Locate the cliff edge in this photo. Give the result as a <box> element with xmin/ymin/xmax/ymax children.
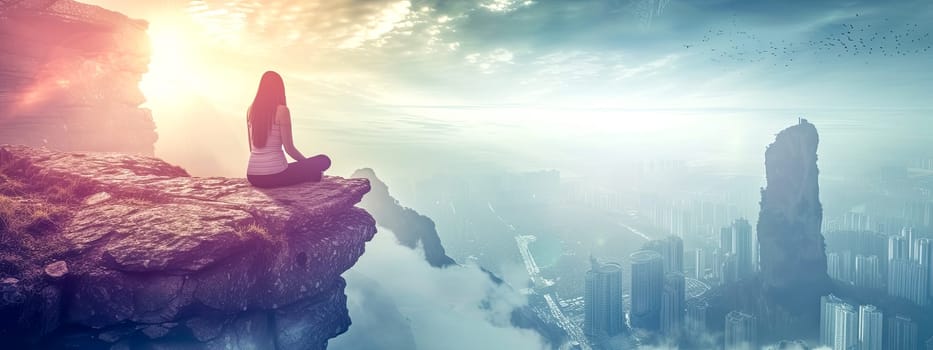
<box><xmin>0</xmin><ymin>144</ymin><xmax>376</xmax><ymax>349</ymax></box>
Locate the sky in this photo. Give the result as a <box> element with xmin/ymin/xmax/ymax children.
<box><xmin>80</xmin><ymin>0</ymin><xmax>933</xmax><ymax>183</ymax></box>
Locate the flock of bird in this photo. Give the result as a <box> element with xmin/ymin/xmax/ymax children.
<box><xmin>682</xmin><ymin>14</ymin><xmax>933</xmax><ymax>67</ymax></box>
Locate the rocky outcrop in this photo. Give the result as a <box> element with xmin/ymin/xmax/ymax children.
<box><xmin>0</xmin><ymin>145</ymin><xmax>376</xmax><ymax>349</ymax></box>
<box><xmin>350</xmin><ymin>168</ymin><xmax>566</xmax><ymax>346</ymax></box>
<box><xmin>756</xmin><ymin>118</ymin><xmax>830</xmax><ymax>340</ymax></box>
<box><xmin>351</xmin><ymin>168</ymin><xmax>456</xmax><ymax>268</ymax></box>
<box><xmin>0</xmin><ymin>0</ymin><xmax>157</xmax><ymax>154</ymax></box>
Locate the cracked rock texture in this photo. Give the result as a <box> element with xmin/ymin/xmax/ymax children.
<box><xmin>0</xmin><ymin>0</ymin><xmax>157</xmax><ymax>154</ymax></box>
<box><xmin>0</xmin><ymin>144</ymin><xmax>376</xmax><ymax>349</ymax></box>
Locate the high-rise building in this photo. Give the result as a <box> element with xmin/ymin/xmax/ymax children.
<box><xmin>660</xmin><ymin>272</ymin><xmax>685</xmax><ymax>338</ymax></box>
<box><xmin>888</xmin><ymin>258</ymin><xmax>929</xmax><ymax>306</ymax></box>
<box><xmin>890</xmin><ymin>235</ymin><xmax>909</xmax><ymax>261</ymax></box>
<box><xmin>843</xmin><ymin>211</ymin><xmax>872</xmax><ymax>231</ymax></box>
<box><xmin>903</xmin><ymin>227</ymin><xmax>916</xmax><ymax>258</ymax></box>
<box><xmin>630</xmin><ymin>250</ymin><xmax>663</xmax><ymax>331</ymax></box>
<box><xmin>663</xmin><ymin>236</ymin><xmax>684</xmax><ymax>273</ymax></box>
<box><xmin>828</xmin><ymin>252</ymin><xmax>842</xmax><ymax>282</ymax></box>
<box><xmin>858</xmin><ymin>304</ymin><xmax>883</xmax><ymax>350</ymax></box>
<box><xmin>854</xmin><ymin>254</ymin><xmax>882</xmax><ymax>290</ymax></box>
<box><xmin>685</xmin><ymin>298</ymin><xmax>708</xmax><ymax>335</ymax></box>
<box><xmin>695</xmin><ymin>248</ymin><xmax>706</xmax><ymax>280</ymax></box>
<box><xmin>732</xmin><ymin>218</ymin><xmax>754</xmax><ymax>278</ymax></box>
<box><xmin>885</xmin><ymin>315</ymin><xmax>917</xmax><ymax>350</ymax></box>
<box><xmin>833</xmin><ymin>303</ymin><xmax>857</xmax><ymax>350</ymax></box>
<box><xmin>915</xmin><ymin>238</ymin><xmax>932</xmax><ymax>299</ymax></box>
<box><xmin>584</xmin><ymin>257</ymin><xmax>624</xmax><ymax>337</ymax></box>
<box><xmin>724</xmin><ymin>311</ymin><xmax>757</xmax><ymax>350</ymax></box>
<box><xmin>721</xmin><ymin>226</ymin><xmax>733</xmax><ymax>255</ymax></box>
<box><xmin>721</xmin><ymin>253</ymin><xmax>738</xmax><ymax>285</ymax></box>
<box><xmin>821</xmin><ymin>294</ymin><xmax>844</xmax><ymax>347</ymax></box>
<box><xmin>925</xmin><ymin>335</ymin><xmax>933</xmax><ymax>350</ymax></box>
<box><xmin>711</xmin><ymin>247</ymin><xmax>722</xmax><ymax>282</ymax></box>
<box><xmin>840</xmin><ymin>251</ymin><xmax>854</xmax><ymax>283</ymax></box>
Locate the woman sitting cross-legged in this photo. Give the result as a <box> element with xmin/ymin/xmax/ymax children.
<box><xmin>246</xmin><ymin>71</ymin><xmax>331</xmax><ymax>188</ymax></box>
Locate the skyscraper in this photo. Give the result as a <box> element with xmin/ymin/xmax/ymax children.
<box><xmin>663</xmin><ymin>235</ymin><xmax>684</xmax><ymax>273</ymax></box>
<box><xmin>904</xmin><ymin>227</ymin><xmax>916</xmax><ymax>258</ymax></box>
<box><xmin>858</xmin><ymin>304</ymin><xmax>883</xmax><ymax>350</ymax></box>
<box><xmin>721</xmin><ymin>226</ymin><xmax>733</xmax><ymax>255</ymax></box>
<box><xmin>685</xmin><ymin>298</ymin><xmax>708</xmax><ymax>335</ymax></box>
<box><xmin>833</xmin><ymin>303</ymin><xmax>857</xmax><ymax>350</ymax></box>
<box><xmin>854</xmin><ymin>254</ymin><xmax>882</xmax><ymax>290</ymax></box>
<box><xmin>885</xmin><ymin>315</ymin><xmax>917</xmax><ymax>350</ymax></box>
<box><xmin>821</xmin><ymin>294</ymin><xmax>844</xmax><ymax>347</ymax></box>
<box><xmin>724</xmin><ymin>311</ymin><xmax>757</xmax><ymax>350</ymax></box>
<box><xmin>888</xmin><ymin>258</ymin><xmax>929</xmax><ymax>306</ymax></box>
<box><xmin>584</xmin><ymin>257</ymin><xmax>624</xmax><ymax>337</ymax></box>
<box><xmin>721</xmin><ymin>253</ymin><xmax>738</xmax><ymax>284</ymax></box>
<box><xmin>828</xmin><ymin>252</ymin><xmax>842</xmax><ymax>282</ymax></box>
<box><xmin>890</xmin><ymin>235</ymin><xmax>909</xmax><ymax>261</ymax></box>
<box><xmin>915</xmin><ymin>238</ymin><xmax>932</xmax><ymax>299</ymax></box>
<box><xmin>660</xmin><ymin>272</ymin><xmax>685</xmax><ymax>338</ymax></box>
<box><xmin>695</xmin><ymin>248</ymin><xmax>706</xmax><ymax>280</ymax></box>
<box><xmin>630</xmin><ymin>250</ymin><xmax>663</xmax><ymax>331</ymax></box>
<box><xmin>732</xmin><ymin>218</ymin><xmax>754</xmax><ymax>278</ymax></box>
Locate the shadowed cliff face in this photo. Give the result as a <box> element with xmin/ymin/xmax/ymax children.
<box><xmin>0</xmin><ymin>145</ymin><xmax>376</xmax><ymax>349</ymax></box>
<box><xmin>351</xmin><ymin>168</ymin><xmax>457</xmax><ymax>268</ymax></box>
<box><xmin>756</xmin><ymin>119</ymin><xmax>830</xmax><ymax>339</ymax></box>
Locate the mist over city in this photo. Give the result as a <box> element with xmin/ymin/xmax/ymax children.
<box><xmin>1</xmin><ymin>0</ymin><xmax>932</xmax><ymax>349</ymax></box>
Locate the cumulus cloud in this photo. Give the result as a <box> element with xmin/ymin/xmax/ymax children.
<box><xmin>479</xmin><ymin>0</ymin><xmax>535</xmax><ymax>13</ymax></box>
<box><xmin>185</xmin><ymin>0</ymin><xmax>418</xmax><ymax>49</ymax></box>
<box><xmin>330</xmin><ymin>228</ymin><xmax>548</xmax><ymax>350</ymax></box>
<box><xmin>465</xmin><ymin>48</ymin><xmax>516</xmax><ymax>74</ymax></box>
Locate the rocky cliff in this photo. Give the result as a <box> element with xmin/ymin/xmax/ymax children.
<box><xmin>351</xmin><ymin>168</ymin><xmax>456</xmax><ymax>268</ymax></box>
<box><xmin>0</xmin><ymin>145</ymin><xmax>376</xmax><ymax>349</ymax></box>
<box><xmin>0</xmin><ymin>0</ymin><xmax>157</xmax><ymax>154</ymax></box>
<box><xmin>756</xmin><ymin>118</ymin><xmax>830</xmax><ymax>339</ymax></box>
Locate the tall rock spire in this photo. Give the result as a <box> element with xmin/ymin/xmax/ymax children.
<box><xmin>756</xmin><ymin>118</ymin><xmax>831</xmax><ymax>339</ymax></box>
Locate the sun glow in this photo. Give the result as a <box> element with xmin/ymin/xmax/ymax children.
<box><xmin>140</xmin><ymin>22</ymin><xmax>204</xmax><ymax>106</ymax></box>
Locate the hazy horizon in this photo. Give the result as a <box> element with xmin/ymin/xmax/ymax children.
<box><xmin>78</xmin><ymin>0</ymin><xmax>933</xmax><ymax>192</ymax></box>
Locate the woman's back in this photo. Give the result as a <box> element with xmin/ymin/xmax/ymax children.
<box><xmin>247</xmin><ymin>107</ymin><xmax>287</xmax><ymax>175</ymax></box>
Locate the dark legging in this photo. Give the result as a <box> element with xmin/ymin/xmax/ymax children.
<box><xmin>247</xmin><ymin>154</ymin><xmax>331</xmax><ymax>188</ymax></box>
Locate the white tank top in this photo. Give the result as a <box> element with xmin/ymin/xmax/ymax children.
<box><xmin>247</xmin><ymin>115</ymin><xmax>288</xmax><ymax>176</ymax></box>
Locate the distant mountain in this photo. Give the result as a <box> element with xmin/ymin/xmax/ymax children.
<box><xmin>351</xmin><ymin>168</ymin><xmax>566</xmax><ymax>347</ymax></box>
<box><xmin>351</xmin><ymin>168</ymin><xmax>457</xmax><ymax>268</ymax></box>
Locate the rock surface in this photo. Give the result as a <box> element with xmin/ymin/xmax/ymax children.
<box><xmin>757</xmin><ymin>118</ymin><xmax>828</xmax><ymax>296</ymax></box>
<box><xmin>0</xmin><ymin>0</ymin><xmax>157</xmax><ymax>154</ymax></box>
<box><xmin>0</xmin><ymin>144</ymin><xmax>376</xmax><ymax>349</ymax></box>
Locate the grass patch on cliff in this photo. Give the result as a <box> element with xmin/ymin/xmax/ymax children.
<box><xmin>233</xmin><ymin>221</ymin><xmax>279</xmax><ymax>243</ymax></box>
<box><xmin>0</xmin><ymin>195</ymin><xmax>67</xmax><ymax>235</ymax></box>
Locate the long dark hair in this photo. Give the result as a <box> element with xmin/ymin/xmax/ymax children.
<box><xmin>248</xmin><ymin>71</ymin><xmax>287</xmax><ymax>148</ymax></box>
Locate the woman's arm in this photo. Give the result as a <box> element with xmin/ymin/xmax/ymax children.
<box><xmin>277</xmin><ymin>105</ymin><xmax>307</xmax><ymax>161</ymax></box>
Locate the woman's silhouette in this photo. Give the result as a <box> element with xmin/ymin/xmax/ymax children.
<box><xmin>246</xmin><ymin>71</ymin><xmax>331</xmax><ymax>188</ymax></box>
